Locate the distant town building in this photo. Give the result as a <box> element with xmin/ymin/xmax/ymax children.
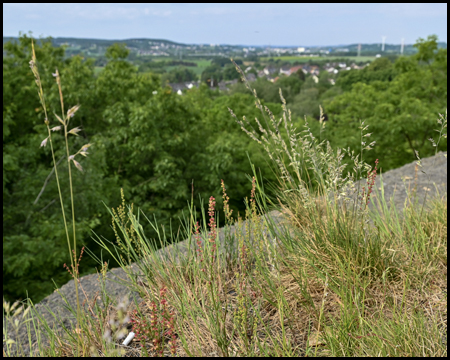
<box><xmin>263</xmin><ymin>65</ymin><xmax>278</xmax><ymax>75</ymax></box>
<box><xmin>309</xmin><ymin>65</ymin><xmax>320</xmax><ymax>76</ymax></box>
<box><xmin>280</xmin><ymin>65</ymin><xmax>292</xmax><ymax>76</ymax></box>
<box><xmin>289</xmin><ymin>65</ymin><xmax>303</xmax><ymax>75</ymax></box>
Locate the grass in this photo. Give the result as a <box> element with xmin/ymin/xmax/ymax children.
<box><xmin>163</xmin><ymin>59</ymin><xmax>211</xmax><ymax>77</ymax></box>
<box><xmin>260</xmin><ymin>55</ymin><xmax>323</xmax><ymax>63</ymax></box>
<box><xmin>2</xmin><ymin>45</ymin><xmax>447</xmax><ymax>357</ymax></box>
<box><xmin>25</xmin><ymin>40</ymin><xmax>89</xmax><ymax>353</ymax></box>
<box><xmin>324</xmin><ymin>55</ymin><xmax>376</xmax><ymax>62</ymax></box>
<box><xmin>95</xmin><ymin>59</ymin><xmax>210</xmax><ymax>79</ymax></box>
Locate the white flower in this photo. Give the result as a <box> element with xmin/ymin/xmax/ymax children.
<box><xmin>80</xmin><ymin>144</ymin><xmax>92</xmax><ymax>152</ymax></box>
<box><xmin>67</xmin><ymin>105</ymin><xmax>81</xmax><ymax>119</ymax></box>
<box><xmin>152</xmin><ymin>90</ymin><xmax>158</xmax><ymax>95</ymax></box>
<box><xmin>40</xmin><ymin>137</ymin><xmax>49</xmax><ymax>147</ymax></box>
<box><xmin>68</xmin><ymin>127</ymin><xmax>82</xmax><ymax>136</ymax></box>
<box><xmin>72</xmin><ymin>160</ymin><xmax>83</xmax><ymax>172</ymax></box>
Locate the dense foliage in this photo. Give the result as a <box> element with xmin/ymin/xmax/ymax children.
<box><xmin>3</xmin><ymin>36</ymin><xmax>281</xmax><ymax>303</ymax></box>
<box><xmin>3</xmin><ymin>34</ymin><xmax>446</xmax><ymax>304</ymax></box>
<box><xmin>161</xmin><ymin>66</ymin><xmax>198</xmax><ymax>84</ymax></box>
<box><xmin>324</xmin><ymin>35</ymin><xmax>447</xmax><ymax>171</ymax></box>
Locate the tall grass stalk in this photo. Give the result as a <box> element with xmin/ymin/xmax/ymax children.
<box><xmin>29</xmin><ymin>40</ymin><xmax>90</xmax><ymax>352</ymax></box>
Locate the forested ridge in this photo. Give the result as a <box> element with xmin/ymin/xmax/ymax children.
<box><xmin>3</xmin><ymin>34</ymin><xmax>447</xmax><ymax>304</ymax></box>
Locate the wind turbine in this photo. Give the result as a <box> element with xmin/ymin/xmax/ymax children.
<box><xmin>400</xmin><ymin>38</ymin><xmax>405</xmax><ymax>55</ymax></box>
<box><xmin>381</xmin><ymin>36</ymin><xmax>387</xmax><ymax>52</ymax></box>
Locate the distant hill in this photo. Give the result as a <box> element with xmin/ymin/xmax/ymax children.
<box><xmin>3</xmin><ymin>36</ymin><xmax>447</xmax><ymax>60</ymax></box>
<box><xmin>3</xmin><ymin>36</ymin><xmax>197</xmax><ymax>59</ymax></box>
<box><xmin>3</xmin><ymin>36</ymin><xmax>188</xmax><ymax>48</ymax></box>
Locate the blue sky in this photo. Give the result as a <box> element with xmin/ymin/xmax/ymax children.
<box><xmin>3</xmin><ymin>3</ymin><xmax>447</xmax><ymax>46</ymax></box>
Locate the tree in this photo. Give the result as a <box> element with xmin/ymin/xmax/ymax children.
<box><xmin>3</xmin><ymin>34</ymin><xmax>110</xmax><ymax>303</ymax></box>
<box><xmin>105</xmin><ymin>43</ymin><xmax>130</xmax><ymax>61</ymax></box>
<box><xmin>367</xmin><ymin>57</ymin><xmax>392</xmax><ymax>71</ymax></box>
<box><xmin>211</xmin><ymin>57</ymin><xmax>242</xmax><ymax>67</ymax></box>
<box><xmin>161</xmin><ymin>67</ymin><xmax>198</xmax><ymax>84</ymax></box>
<box><xmin>336</xmin><ymin>58</ymin><xmax>398</xmax><ymax>91</ymax></box>
<box><xmin>275</xmin><ymin>75</ymin><xmax>304</xmax><ymax>103</ymax></box>
<box><xmin>182</xmin><ymin>90</ymin><xmax>284</xmax><ymax>221</ymax></box>
<box><xmin>290</xmin><ymin>87</ymin><xmax>320</xmax><ymax>119</ymax></box>
<box><xmin>292</xmin><ymin>68</ymin><xmax>306</xmax><ymax>82</ymax></box>
<box><xmin>137</xmin><ymin>60</ymin><xmax>166</xmax><ymax>74</ymax></box>
<box><xmin>414</xmin><ymin>34</ymin><xmax>440</xmax><ymax>64</ymax></box>
<box><xmin>201</xmin><ymin>65</ymin><xmax>223</xmax><ymax>85</ymax></box>
<box><xmin>3</xmin><ymin>36</ymin><xmax>287</xmax><ymax>305</ymax></box>
<box><xmin>223</xmin><ymin>64</ymin><xmax>241</xmax><ymax>81</ymax></box>
<box><xmin>323</xmin><ymin>36</ymin><xmax>447</xmax><ymax>173</ymax></box>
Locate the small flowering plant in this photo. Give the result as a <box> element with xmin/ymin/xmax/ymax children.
<box><xmin>359</xmin><ymin>158</ymin><xmax>379</xmax><ymax>212</ymax></box>
<box><xmin>130</xmin><ymin>287</ymin><xmax>177</xmax><ymax>356</ymax></box>
<box><xmin>207</xmin><ymin>196</ymin><xmax>218</xmax><ymax>268</ymax></box>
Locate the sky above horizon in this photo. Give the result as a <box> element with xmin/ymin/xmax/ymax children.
<box><xmin>3</xmin><ymin>3</ymin><xmax>447</xmax><ymax>46</ymax></box>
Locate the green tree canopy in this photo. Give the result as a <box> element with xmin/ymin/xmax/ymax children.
<box><xmin>336</xmin><ymin>58</ymin><xmax>398</xmax><ymax>92</ymax></box>
<box><xmin>161</xmin><ymin>66</ymin><xmax>198</xmax><ymax>84</ymax></box>
<box><xmin>201</xmin><ymin>64</ymin><xmax>223</xmax><ymax>85</ymax></box>
<box><xmin>3</xmin><ymin>36</ymin><xmax>285</xmax><ymax>305</ymax></box>
<box><xmin>105</xmin><ymin>43</ymin><xmax>130</xmax><ymax>60</ymax></box>
<box><xmin>323</xmin><ymin>35</ymin><xmax>447</xmax><ymax>172</ymax></box>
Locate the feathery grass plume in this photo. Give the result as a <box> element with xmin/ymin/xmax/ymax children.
<box><xmin>229</xmin><ymin>60</ymin><xmax>378</xmax><ymax>239</ymax></box>
<box><xmin>3</xmin><ymin>298</ymin><xmax>33</xmax><ymax>357</ymax></box>
<box><xmin>227</xmin><ymin>60</ymin><xmax>446</xmax><ymax>356</ymax></box>
<box><xmin>29</xmin><ymin>39</ymin><xmax>91</xmax><ymax>352</ymax></box>
<box><xmin>111</xmin><ymin>188</ymin><xmax>142</xmax><ymax>266</ymax></box>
